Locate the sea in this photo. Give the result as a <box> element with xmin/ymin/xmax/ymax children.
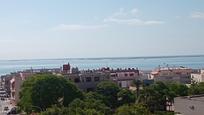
<box><xmin>0</xmin><ymin>55</ymin><xmax>204</xmax><ymax>76</ymax></box>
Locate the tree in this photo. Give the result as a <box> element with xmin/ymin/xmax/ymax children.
<box><xmin>132</xmin><ymin>80</ymin><xmax>142</xmax><ymax>98</ymax></box>
<box><xmin>85</xmin><ymin>92</ymin><xmax>105</xmax><ymax>102</ymax></box>
<box><xmin>39</xmin><ymin>105</ymin><xmax>104</xmax><ymax>115</ymax></box>
<box><xmin>115</xmin><ymin>104</ymin><xmax>150</xmax><ymax>115</ymax></box>
<box><xmin>38</xmin><ymin>106</ymin><xmax>63</xmax><ymax>115</ymax></box>
<box><xmin>189</xmin><ymin>83</ymin><xmax>200</xmax><ymax>95</ymax></box>
<box><xmin>18</xmin><ymin>73</ymin><xmax>83</xmax><ymax>113</ymax></box>
<box><xmin>96</xmin><ymin>81</ymin><xmax>120</xmax><ymax>108</ymax></box>
<box><xmin>68</xmin><ymin>98</ymin><xmax>111</xmax><ymax>115</ymax></box>
<box><xmin>189</xmin><ymin>82</ymin><xmax>204</xmax><ymax>95</ymax></box>
<box><xmin>167</xmin><ymin>83</ymin><xmax>189</xmax><ymax>96</ymax></box>
<box><xmin>117</xmin><ymin>89</ymin><xmax>136</xmax><ymax>106</ymax></box>
<box><xmin>139</xmin><ymin>82</ymin><xmax>175</xmax><ymax>112</ymax></box>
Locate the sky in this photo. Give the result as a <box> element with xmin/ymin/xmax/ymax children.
<box><xmin>0</xmin><ymin>0</ymin><xmax>204</xmax><ymax>60</ymax></box>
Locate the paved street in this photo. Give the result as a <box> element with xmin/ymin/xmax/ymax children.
<box><xmin>0</xmin><ymin>98</ymin><xmax>13</xmax><ymax>115</ymax></box>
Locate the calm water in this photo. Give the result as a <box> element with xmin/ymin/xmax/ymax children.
<box><xmin>0</xmin><ymin>56</ymin><xmax>204</xmax><ymax>75</ymax></box>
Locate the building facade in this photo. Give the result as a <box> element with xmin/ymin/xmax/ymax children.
<box><xmin>3</xmin><ymin>63</ymin><xmax>144</xmax><ymax>103</ymax></box>
<box><xmin>10</xmin><ymin>71</ymin><xmax>33</xmax><ymax>104</ymax></box>
<box><xmin>1</xmin><ymin>74</ymin><xmax>13</xmax><ymax>97</ymax></box>
<box><xmin>64</xmin><ymin>68</ymin><xmax>110</xmax><ymax>91</ymax></box>
<box><xmin>151</xmin><ymin>67</ymin><xmax>192</xmax><ymax>84</ymax></box>
<box><xmin>110</xmin><ymin>68</ymin><xmax>140</xmax><ymax>88</ymax></box>
<box><xmin>191</xmin><ymin>70</ymin><xmax>204</xmax><ymax>83</ymax></box>
<box><xmin>64</xmin><ymin>67</ymin><xmax>141</xmax><ymax>91</ymax></box>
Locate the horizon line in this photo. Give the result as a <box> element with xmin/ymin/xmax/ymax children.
<box><xmin>1</xmin><ymin>54</ymin><xmax>204</xmax><ymax>61</ymax></box>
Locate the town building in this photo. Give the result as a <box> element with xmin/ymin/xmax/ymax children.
<box><xmin>62</xmin><ymin>63</ymin><xmax>71</xmax><ymax>74</ymax></box>
<box><xmin>150</xmin><ymin>66</ymin><xmax>192</xmax><ymax>84</ymax></box>
<box><xmin>64</xmin><ymin>67</ymin><xmax>142</xmax><ymax>91</ymax></box>
<box><xmin>191</xmin><ymin>69</ymin><xmax>204</xmax><ymax>83</ymax></box>
<box><xmin>10</xmin><ymin>71</ymin><xmax>33</xmax><ymax>104</ymax></box>
<box><xmin>1</xmin><ymin>74</ymin><xmax>13</xmax><ymax>97</ymax></box>
<box><xmin>2</xmin><ymin>63</ymin><xmax>145</xmax><ymax>104</ymax></box>
<box><xmin>174</xmin><ymin>95</ymin><xmax>204</xmax><ymax>115</ymax></box>
<box><xmin>110</xmin><ymin>68</ymin><xmax>140</xmax><ymax>88</ymax></box>
<box><xmin>64</xmin><ymin>68</ymin><xmax>110</xmax><ymax>91</ymax></box>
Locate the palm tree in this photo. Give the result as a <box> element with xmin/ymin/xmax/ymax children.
<box><xmin>132</xmin><ymin>79</ymin><xmax>142</xmax><ymax>98</ymax></box>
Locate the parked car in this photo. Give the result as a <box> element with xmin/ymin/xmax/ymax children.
<box><xmin>7</xmin><ymin>107</ymin><xmax>17</xmax><ymax>115</ymax></box>
<box><xmin>4</xmin><ymin>106</ymin><xmax>9</xmax><ymax>111</ymax></box>
<box><xmin>1</xmin><ymin>97</ymin><xmax>5</xmax><ymax>101</ymax></box>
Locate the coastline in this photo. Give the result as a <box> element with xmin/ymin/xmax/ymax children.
<box><xmin>0</xmin><ymin>55</ymin><xmax>204</xmax><ymax>76</ymax></box>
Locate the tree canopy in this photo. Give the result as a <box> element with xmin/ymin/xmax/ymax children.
<box><xmin>69</xmin><ymin>98</ymin><xmax>111</xmax><ymax>115</ymax></box>
<box><xmin>115</xmin><ymin>104</ymin><xmax>150</xmax><ymax>115</ymax></box>
<box><xmin>117</xmin><ymin>88</ymin><xmax>136</xmax><ymax>106</ymax></box>
<box><xmin>96</xmin><ymin>81</ymin><xmax>120</xmax><ymax>108</ymax></box>
<box><xmin>139</xmin><ymin>82</ymin><xmax>175</xmax><ymax>112</ymax></box>
<box><xmin>167</xmin><ymin>83</ymin><xmax>189</xmax><ymax>96</ymax></box>
<box><xmin>18</xmin><ymin>73</ymin><xmax>83</xmax><ymax>113</ymax></box>
<box><xmin>18</xmin><ymin>73</ymin><xmax>204</xmax><ymax>115</ymax></box>
<box><xmin>39</xmin><ymin>97</ymin><xmax>111</xmax><ymax>115</ymax></box>
<box><xmin>189</xmin><ymin>82</ymin><xmax>204</xmax><ymax>95</ymax></box>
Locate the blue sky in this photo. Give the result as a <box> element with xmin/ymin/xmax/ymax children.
<box><xmin>0</xmin><ymin>0</ymin><xmax>204</xmax><ymax>59</ymax></box>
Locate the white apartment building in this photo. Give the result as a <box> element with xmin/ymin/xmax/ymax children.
<box><xmin>191</xmin><ymin>70</ymin><xmax>204</xmax><ymax>83</ymax></box>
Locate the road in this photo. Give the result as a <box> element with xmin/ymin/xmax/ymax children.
<box><xmin>0</xmin><ymin>98</ymin><xmax>13</xmax><ymax>115</ymax></box>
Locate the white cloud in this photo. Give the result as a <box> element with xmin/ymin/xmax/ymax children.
<box><xmin>191</xmin><ymin>11</ymin><xmax>204</xmax><ymax>19</ymax></box>
<box><xmin>104</xmin><ymin>8</ymin><xmax>164</xmax><ymax>26</ymax></box>
<box><xmin>143</xmin><ymin>20</ymin><xmax>164</xmax><ymax>25</ymax></box>
<box><xmin>130</xmin><ymin>8</ymin><xmax>139</xmax><ymax>16</ymax></box>
<box><xmin>52</xmin><ymin>24</ymin><xmax>107</xmax><ymax>31</ymax></box>
<box><xmin>52</xmin><ymin>8</ymin><xmax>163</xmax><ymax>32</ymax></box>
<box><xmin>104</xmin><ymin>18</ymin><xmax>164</xmax><ymax>26</ymax></box>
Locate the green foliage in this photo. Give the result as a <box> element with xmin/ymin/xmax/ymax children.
<box><xmin>115</xmin><ymin>104</ymin><xmax>151</xmax><ymax>115</ymax></box>
<box><xmin>38</xmin><ymin>106</ymin><xmax>62</xmax><ymax>115</ymax></box>
<box><xmin>39</xmin><ymin>106</ymin><xmax>104</xmax><ymax>115</ymax></box>
<box><xmin>189</xmin><ymin>82</ymin><xmax>204</xmax><ymax>95</ymax></box>
<box><xmin>132</xmin><ymin>80</ymin><xmax>142</xmax><ymax>97</ymax></box>
<box><xmin>138</xmin><ymin>82</ymin><xmax>190</xmax><ymax>113</ymax></box>
<box><xmin>39</xmin><ymin>96</ymin><xmax>110</xmax><ymax>115</ymax></box>
<box><xmin>85</xmin><ymin>92</ymin><xmax>106</xmax><ymax>102</ymax></box>
<box><xmin>18</xmin><ymin>73</ymin><xmax>83</xmax><ymax>113</ymax></box>
<box><xmin>167</xmin><ymin>83</ymin><xmax>189</xmax><ymax>96</ymax></box>
<box><xmin>19</xmin><ymin>73</ymin><xmax>201</xmax><ymax>115</ymax></box>
<box><xmin>117</xmin><ymin>88</ymin><xmax>136</xmax><ymax>106</ymax></box>
<box><xmin>139</xmin><ymin>82</ymin><xmax>175</xmax><ymax>112</ymax></box>
<box><xmin>96</xmin><ymin>81</ymin><xmax>120</xmax><ymax>108</ymax></box>
<box><xmin>69</xmin><ymin>98</ymin><xmax>111</xmax><ymax>115</ymax></box>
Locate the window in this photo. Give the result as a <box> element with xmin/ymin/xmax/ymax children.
<box><xmin>176</xmin><ymin>72</ymin><xmax>180</xmax><ymax>75</ymax></box>
<box><xmin>86</xmin><ymin>77</ymin><xmax>92</xmax><ymax>82</ymax></box>
<box><xmin>74</xmin><ymin>78</ymin><xmax>80</xmax><ymax>83</ymax></box>
<box><xmin>94</xmin><ymin>77</ymin><xmax>100</xmax><ymax>81</ymax></box>
<box><xmin>111</xmin><ymin>74</ymin><xmax>117</xmax><ymax>77</ymax></box>
<box><xmin>130</xmin><ymin>73</ymin><xmax>134</xmax><ymax>76</ymax></box>
<box><xmin>119</xmin><ymin>82</ymin><xmax>122</xmax><ymax>87</ymax></box>
<box><xmin>125</xmin><ymin>73</ymin><xmax>128</xmax><ymax>77</ymax></box>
